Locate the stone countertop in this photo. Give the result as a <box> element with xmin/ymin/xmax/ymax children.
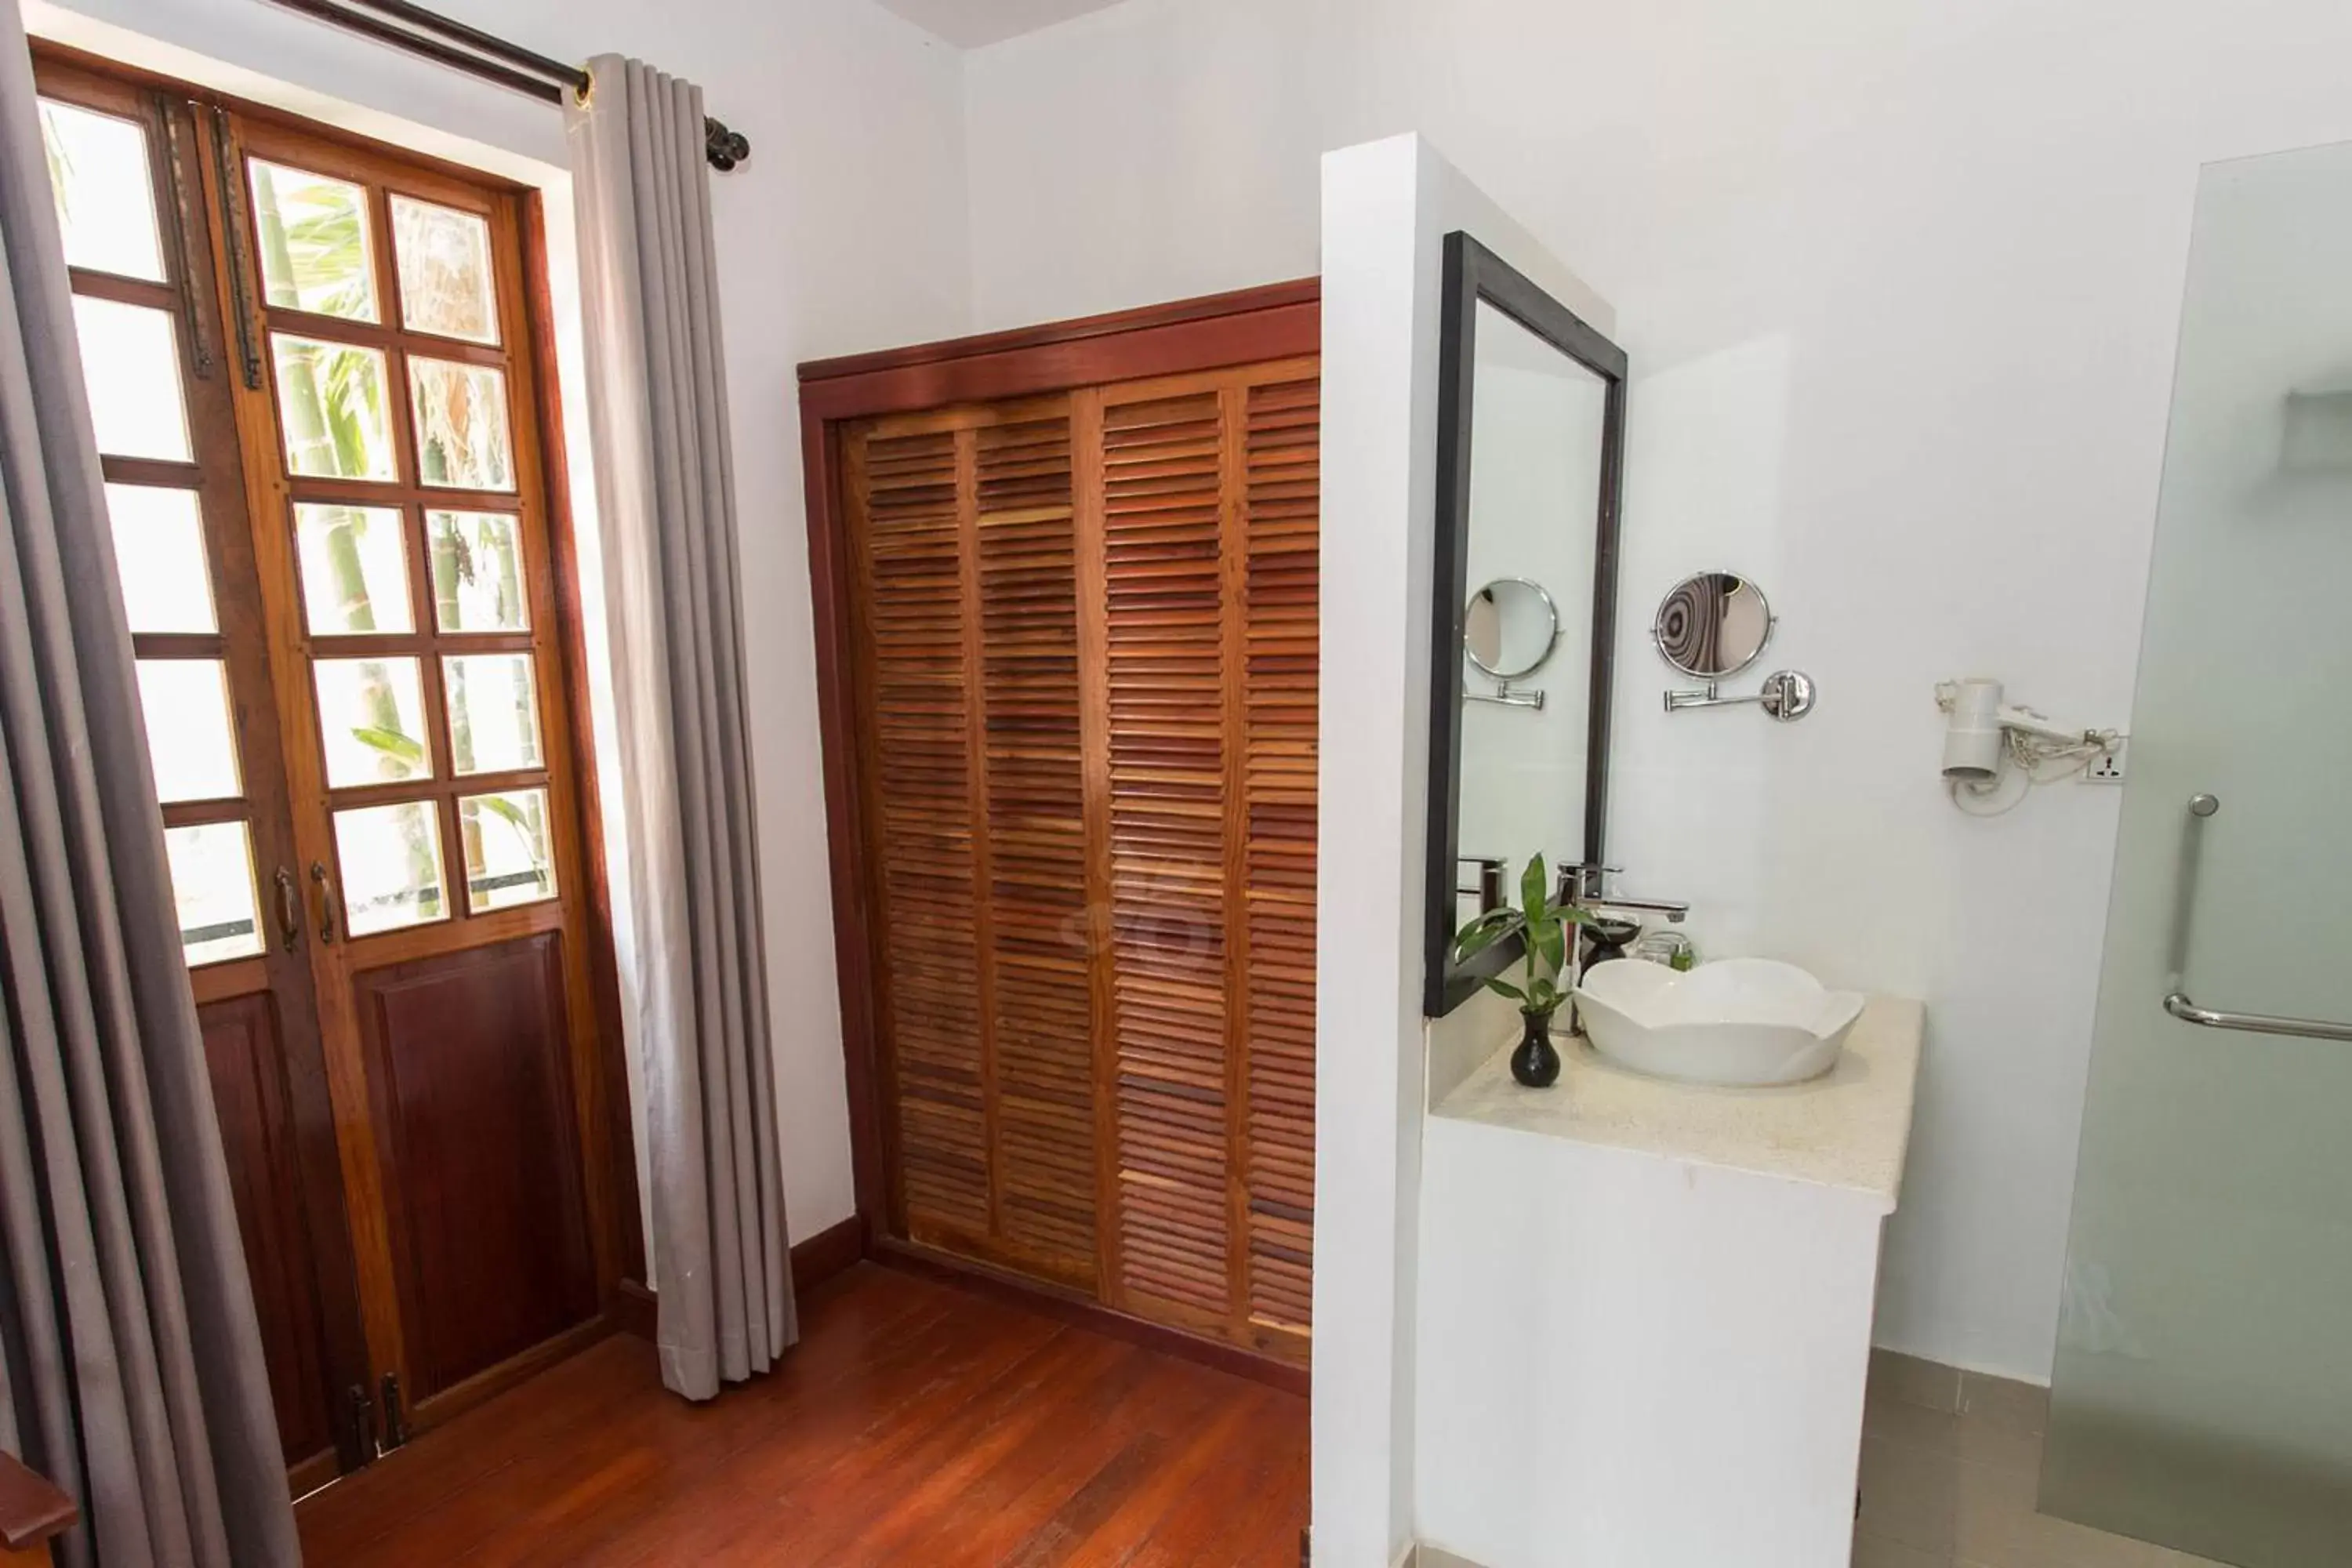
<box><xmin>1429</xmin><ymin>994</ymin><xmax>1925</xmax><ymax>1213</ymax></box>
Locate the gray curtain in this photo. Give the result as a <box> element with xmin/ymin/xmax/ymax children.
<box><xmin>565</xmin><ymin>57</ymin><xmax>793</xmax><ymax>1401</ymax></box>
<box><xmin>0</xmin><ymin>10</ymin><xmax>297</xmax><ymax>1567</ymax></box>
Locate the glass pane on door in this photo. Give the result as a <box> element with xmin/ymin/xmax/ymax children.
<box><xmin>38</xmin><ymin>97</ymin><xmax>164</xmax><ymax>280</ymax></box>
<box><xmin>73</xmin><ymin>295</ymin><xmax>191</xmax><ymax>459</ymax></box>
<box><xmin>442</xmin><ymin>653</ymin><xmax>541</xmax><ymax>775</ymax></box>
<box><xmin>2046</xmin><ymin>138</ymin><xmax>2352</xmax><ymax>1567</ymax></box>
<box><xmin>390</xmin><ymin>196</ymin><xmax>497</xmax><ymax>345</ymax></box>
<box><xmin>408</xmin><ymin>358</ymin><xmax>513</xmax><ymax>490</ymax></box>
<box><xmin>163</xmin><ymin>822</ymin><xmax>266</xmax><ymax>964</ymax></box>
<box><xmin>313</xmin><ymin>657</ymin><xmax>431</xmax><ymax>786</ymax></box>
<box><xmin>333</xmin><ymin>800</ymin><xmax>448</xmax><ymax>935</ymax></box>
<box><xmin>136</xmin><ymin>659</ymin><xmax>242</xmax><ymax>802</ymax></box>
<box><xmin>295</xmin><ymin>503</ymin><xmax>414</xmax><ymax>635</ymax></box>
<box><xmin>107</xmin><ymin>485</ymin><xmax>216</xmax><ymax>633</ymax></box>
<box><xmin>248</xmin><ymin>160</ymin><xmax>378</xmax><ymax>321</ymax></box>
<box><xmin>426</xmin><ymin>510</ymin><xmax>528</xmax><ymax>630</ymax></box>
<box><xmin>272</xmin><ymin>335</ymin><xmax>395</xmax><ymax>479</ymax></box>
<box><xmin>459</xmin><ymin>787</ymin><xmax>555</xmax><ymax>912</ymax></box>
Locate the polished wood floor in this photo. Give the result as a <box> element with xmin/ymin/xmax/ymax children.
<box><xmin>298</xmin><ymin>1263</ymin><xmax>1309</xmax><ymax>1566</ymax></box>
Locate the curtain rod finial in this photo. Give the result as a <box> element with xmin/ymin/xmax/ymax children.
<box><xmin>704</xmin><ymin>117</ymin><xmax>749</xmax><ymax>172</ymax></box>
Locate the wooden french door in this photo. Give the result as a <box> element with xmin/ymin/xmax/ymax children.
<box><xmin>217</xmin><ymin>100</ymin><xmax>608</xmax><ymax>1452</ymax></box>
<box><xmin>837</xmin><ymin>352</ymin><xmax>1319</xmax><ymax>1370</ymax></box>
<box><xmin>35</xmin><ymin>48</ymin><xmax>622</xmax><ymax>1490</ymax></box>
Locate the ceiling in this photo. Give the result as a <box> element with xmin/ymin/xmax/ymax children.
<box><xmin>873</xmin><ymin>0</ymin><xmax>1134</xmax><ymax>48</ymax></box>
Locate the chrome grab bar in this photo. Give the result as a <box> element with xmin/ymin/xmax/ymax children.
<box><xmin>2162</xmin><ymin>791</ymin><xmax>2352</xmax><ymax>1042</ymax></box>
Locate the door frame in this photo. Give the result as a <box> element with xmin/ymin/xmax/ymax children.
<box><xmin>795</xmin><ymin>278</ymin><xmax>1319</xmax><ymax>1389</ymax></box>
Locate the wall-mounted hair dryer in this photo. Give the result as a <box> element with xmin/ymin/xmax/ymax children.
<box><xmin>1935</xmin><ymin>679</ymin><xmax>2119</xmax><ymax>812</ymax></box>
<box><xmin>1937</xmin><ymin>678</ymin><xmax>2095</xmax><ymax>781</ymax></box>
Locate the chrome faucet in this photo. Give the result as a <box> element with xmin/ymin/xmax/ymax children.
<box><xmin>1555</xmin><ymin>862</ymin><xmax>1690</xmax><ymax>924</ymax></box>
<box><xmin>1554</xmin><ymin>863</ymin><xmax>1693</xmax><ymax>1035</ymax></box>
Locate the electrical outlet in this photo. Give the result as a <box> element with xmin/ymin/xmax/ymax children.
<box><xmin>2083</xmin><ymin>735</ymin><xmax>2129</xmax><ymax>784</ymax></box>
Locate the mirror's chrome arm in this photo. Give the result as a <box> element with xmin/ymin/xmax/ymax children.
<box><xmin>1663</xmin><ymin>670</ymin><xmax>1817</xmax><ymax>721</ymax></box>
<box><xmin>1466</xmin><ymin>681</ymin><xmax>1545</xmax><ymax>711</ymax></box>
<box><xmin>1664</xmin><ymin>681</ymin><xmax>1729</xmax><ymax>711</ymax></box>
<box><xmin>2164</xmin><ymin>792</ymin><xmax>2352</xmax><ymax>1042</ymax></box>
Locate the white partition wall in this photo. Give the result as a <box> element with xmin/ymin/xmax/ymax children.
<box><xmin>1312</xmin><ymin>132</ymin><xmax>1612</xmax><ymax>1567</ymax></box>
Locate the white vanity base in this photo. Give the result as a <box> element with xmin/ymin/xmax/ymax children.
<box><xmin>1414</xmin><ymin>998</ymin><xmax>1922</xmax><ymax>1568</ymax></box>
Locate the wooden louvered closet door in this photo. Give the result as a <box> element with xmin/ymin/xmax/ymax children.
<box><xmin>842</xmin><ymin>356</ymin><xmax>1319</xmax><ymax>1367</ymax></box>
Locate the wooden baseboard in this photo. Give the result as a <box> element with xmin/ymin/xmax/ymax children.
<box><xmin>868</xmin><ymin>1235</ymin><xmax>1310</xmax><ymax>1397</ymax></box>
<box><xmin>611</xmin><ymin>1277</ymin><xmax>656</xmax><ymax>1340</ymax></box>
<box><xmin>790</xmin><ymin>1214</ymin><xmax>866</xmax><ymax>1294</ymax></box>
<box><xmin>610</xmin><ymin>1215</ymin><xmax>868</xmax><ymax>1343</ymax></box>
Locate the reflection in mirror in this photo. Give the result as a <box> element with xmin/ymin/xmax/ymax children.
<box><xmin>1465</xmin><ymin>577</ymin><xmax>1559</xmax><ymax>680</ymax></box>
<box><xmin>1457</xmin><ymin>304</ymin><xmax>1606</xmax><ymax>916</ymax></box>
<box><xmin>1653</xmin><ymin>572</ymin><xmax>1772</xmax><ymax>679</ymax></box>
<box><xmin>1426</xmin><ymin>237</ymin><xmax>1628</xmax><ymax>1015</ymax></box>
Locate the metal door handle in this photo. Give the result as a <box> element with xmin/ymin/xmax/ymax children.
<box><xmin>2163</xmin><ymin>792</ymin><xmax>2352</xmax><ymax>1041</ymax></box>
<box><xmin>273</xmin><ymin>866</ymin><xmax>301</xmax><ymax>950</ymax></box>
<box><xmin>310</xmin><ymin>860</ymin><xmax>339</xmax><ymax>945</ymax></box>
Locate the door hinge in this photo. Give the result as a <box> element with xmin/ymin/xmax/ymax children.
<box><xmin>379</xmin><ymin>1372</ymin><xmax>409</xmax><ymax>1451</ymax></box>
<box><xmin>205</xmin><ymin>104</ymin><xmax>263</xmax><ymax>390</ymax></box>
<box><xmin>347</xmin><ymin>1382</ymin><xmax>376</xmax><ymax>1463</ymax></box>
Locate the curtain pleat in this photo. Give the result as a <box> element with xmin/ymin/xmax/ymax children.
<box><xmin>566</xmin><ymin>56</ymin><xmax>793</xmax><ymax>1402</ymax></box>
<box><xmin>0</xmin><ymin>10</ymin><xmax>299</xmax><ymax>1564</ymax></box>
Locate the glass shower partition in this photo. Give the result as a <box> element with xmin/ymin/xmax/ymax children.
<box><xmin>2045</xmin><ymin>138</ymin><xmax>2352</xmax><ymax>1566</ymax></box>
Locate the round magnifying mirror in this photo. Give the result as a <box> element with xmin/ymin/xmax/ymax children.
<box><xmin>1653</xmin><ymin>571</ymin><xmax>1773</xmax><ymax>680</ymax></box>
<box><xmin>1464</xmin><ymin>578</ymin><xmax>1561</xmax><ymax>680</ymax></box>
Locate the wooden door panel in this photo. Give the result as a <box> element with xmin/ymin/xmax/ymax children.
<box><xmin>199</xmin><ymin>990</ymin><xmax>338</xmax><ymax>1471</ymax></box>
<box><xmin>1239</xmin><ymin>372</ymin><xmax>1319</xmax><ymax>1360</ymax></box>
<box><xmin>852</xmin><ymin>401</ymin><xmax>1101</xmax><ymax>1291</ymax></box>
<box><xmin>1097</xmin><ymin>383</ymin><xmax>1234</xmax><ymax>1334</ymax></box>
<box><xmin>353</xmin><ymin>932</ymin><xmax>597</xmax><ymax>1401</ymax></box>
<box><xmin>851</xmin><ymin>423</ymin><xmax>991</xmax><ymax>1250</ymax></box>
<box><xmin>971</xmin><ymin>409</ymin><xmax>1096</xmax><ymax>1288</ymax></box>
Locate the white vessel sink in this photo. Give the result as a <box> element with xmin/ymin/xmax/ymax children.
<box><xmin>1574</xmin><ymin>958</ymin><xmax>1865</xmax><ymax>1087</ymax></box>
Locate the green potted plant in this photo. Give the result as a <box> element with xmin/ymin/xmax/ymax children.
<box><xmin>1453</xmin><ymin>852</ymin><xmax>1596</xmax><ymax>1088</ymax></box>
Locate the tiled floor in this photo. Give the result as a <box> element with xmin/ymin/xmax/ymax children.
<box><xmin>1856</xmin><ymin>1352</ymin><xmax>2227</xmax><ymax>1567</ymax></box>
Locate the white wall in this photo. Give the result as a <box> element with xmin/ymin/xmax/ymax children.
<box><xmin>28</xmin><ymin>0</ymin><xmax>974</xmax><ymax>1251</ymax></box>
<box><xmin>1316</xmin><ymin>132</ymin><xmax>1612</xmax><ymax>1568</ymax></box>
<box><xmin>967</xmin><ymin>0</ymin><xmax>2352</xmax><ymax>1381</ymax></box>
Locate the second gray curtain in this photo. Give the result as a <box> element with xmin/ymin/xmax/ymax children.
<box><xmin>0</xmin><ymin>9</ymin><xmax>297</xmax><ymax>1564</ymax></box>
<box><xmin>564</xmin><ymin>56</ymin><xmax>793</xmax><ymax>1400</ymax></box>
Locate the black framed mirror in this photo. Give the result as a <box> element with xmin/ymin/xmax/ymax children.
<box><xmin>1424</xmin><ymin>231</ymin><xmax>1628</xmax><ymax>1017</ymax></box>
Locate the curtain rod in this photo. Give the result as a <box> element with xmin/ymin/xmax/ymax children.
<box><xmin>265</xmin><ymin>0</ymin><xmax>752</xmax><ymax>171</ymax></box>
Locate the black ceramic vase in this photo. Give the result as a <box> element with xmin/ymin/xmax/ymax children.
<box><xmin>1511</xmin><ymin>1007</ymin><xmax>1562</xmax><ymax>1088</ymax></box>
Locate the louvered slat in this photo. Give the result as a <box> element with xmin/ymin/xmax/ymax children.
<box><xmin>1242</xmin><ymin>376</ymin><xmax>1319</xmax><ymax>1356</ymax></box>
<box><xmin>851</xmin><ymin>426</ymin><xmax>988</xmax><ymax>1242</ymax></box>
<box><xmin>1100</xmin><ymin>389</ymin><xmax>1232</xmax><ymax>1328</ymax></box>
<box><xmin>973</xmin><ymin>411</ymin><xmax>1096</xmax><ymax>1286</ymax></box>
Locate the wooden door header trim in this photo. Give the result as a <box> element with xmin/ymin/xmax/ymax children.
<box><xmin>797</xmin><ymin>279</ymin><xmax>1320</xmax><ymax>420</ymax></box>
<box><xmin>800</xmin><ymin>278</ymin><xmax>1318</xmax><ymax>383</ymax></box>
